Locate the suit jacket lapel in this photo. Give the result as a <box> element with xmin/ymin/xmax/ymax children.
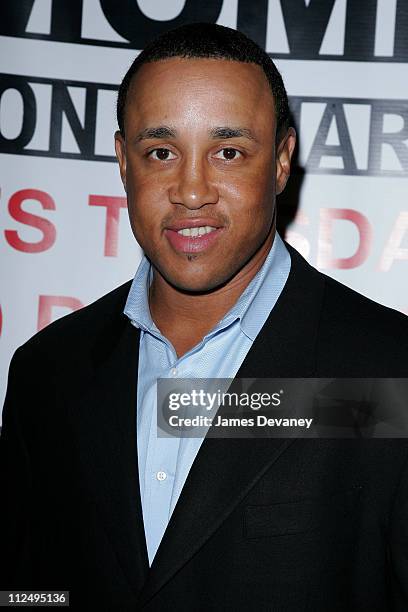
<box><xmin>65</xmin><ymin>313</ymin><xmax>149</xmax><ymax>598</ymax></box>
<box><xmin>138</xmin><ymin>244</ymin><xmax>326</xmax><ymax>606</ymax></box>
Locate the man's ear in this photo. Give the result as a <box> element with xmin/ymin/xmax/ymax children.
<box><xmin>275</xmin><ymin>127</ymin><xmax>297</xmax><ymax>195</ymax></box>
<box><xmin>114</xmin><ymin>130</ymin><xmax>127</xmax><ymax>192</ymax></box>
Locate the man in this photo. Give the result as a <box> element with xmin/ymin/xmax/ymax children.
<box><xmin>1</xmin><ymin>22</ymin><xmax>408</xmax><ymax>611</ymax></box>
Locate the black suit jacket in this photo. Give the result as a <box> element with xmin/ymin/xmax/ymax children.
<box><xmin>1</xmin><ymin>243</ymin><xmax>408</xmax><ymax>611</ymax></box>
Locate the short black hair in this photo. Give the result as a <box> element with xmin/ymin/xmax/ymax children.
<box><xmin>117</xmin><ymin>22</ymin><xmax>290</xmax><ymax>139</ymax></box>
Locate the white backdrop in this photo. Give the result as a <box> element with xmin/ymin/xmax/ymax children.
<box><xmin>1</xmin><ymin>0</ymin><xmax>407</xmax><ymax>418</ymax></box>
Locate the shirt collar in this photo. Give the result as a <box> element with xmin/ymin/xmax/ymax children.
<box><xmin>123</xmin><ymin>255</ymin><xmax>157</xmax><ymax>333</ymax></box>
<box><xmin>124</xmin><ymin>233</ymin><xmax>290</xmax><ymax>342</ymax></box>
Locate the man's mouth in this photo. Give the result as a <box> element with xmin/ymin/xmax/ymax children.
<box><xmin>164</xmin><ymin>220</ymin><xmax>224</xmax><ymax>253</ymax></box>
<box><xmin>176</xmin><ymin>226</ymin><xmax>217</xmax><ymax>237</ymax></box>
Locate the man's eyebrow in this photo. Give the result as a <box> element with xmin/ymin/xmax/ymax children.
<box><xmin>209</xmin><ymin>127</ymin><xmax>257</xmax><ymax>141</ymax></box>
<box><xmin>134</xmin><ymin>126</ymin><xmax>177</xmax><ymax>142</ymax></box>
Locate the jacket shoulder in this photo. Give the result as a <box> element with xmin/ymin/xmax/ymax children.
<box><xmin>17</xmin><ymin>280</ymin><xmax>133</xmax><ymax>359</ymax></box>
<box><xmin>321</xmin><ymin>271</ymin><xmax>408</xmax><ymax>336</ymax></box>
<box><xmin>285</xmin><ymin>243</ymin><xmax>408</xmax><ymax>374</ymax></box>
<box><xmin>318</xmin><ymin>270</ymin><xmax>408</xmax><ymax>373</ymax></box>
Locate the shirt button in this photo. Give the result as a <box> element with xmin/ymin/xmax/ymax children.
<box><xmin>156</xmin><ymin>471</ymin><xmax>167</xmax><ymax>481</ymax></box>
<box><xmin>170</xmin><ymin>367</ymin><xmax>178</xmax><ymax>376</ymax></box>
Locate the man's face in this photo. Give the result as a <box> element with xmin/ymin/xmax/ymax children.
<box><xmin>115</xmin><ymin>58</ymin><xmax>295</xmax><ymax>292</ymax></box>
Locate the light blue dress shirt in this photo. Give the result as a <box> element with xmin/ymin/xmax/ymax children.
<box><xmin>124</xmin><ymin>233</ymin><xmax>291</xmax><ymax>565</ymax></box>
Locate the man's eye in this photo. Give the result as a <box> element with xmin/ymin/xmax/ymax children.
<box><xmin>148</xmin><ymin>148</ymin><xmax>176</xmax><ymax>161</ymax></box>
<box><xmin>214</xmin><ymin>148</ymin><xmax>242</xmax><ymax>161</ymax></box>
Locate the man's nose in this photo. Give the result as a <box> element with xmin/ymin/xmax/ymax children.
<box><xmin>169</xmin><ymin>158</ymin><xmax>219</xmax><ymax>209</ymax></box>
